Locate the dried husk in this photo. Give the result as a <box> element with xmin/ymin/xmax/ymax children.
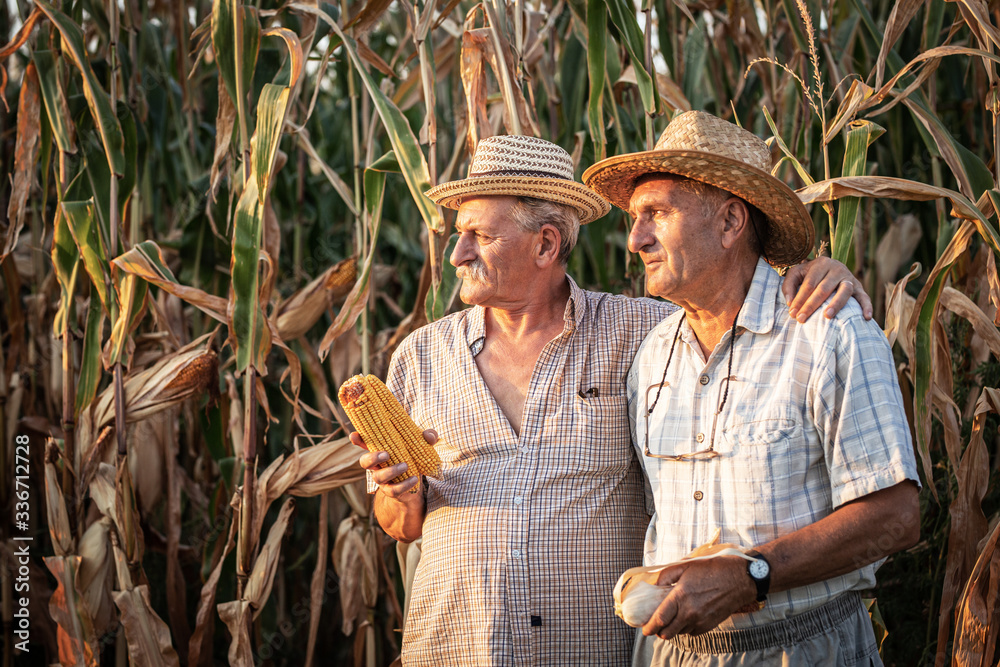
<box><xmin>44</xmin><ymin>555</ymin><xmax>98</xmax><ymax>667</ymax></box>
<box><xmin>275</xmin><ymin>257</ymin><xmax>357</xmax><ymax>341</ymax></box>
<box><xmin>952</xmin><ymin>517</ymin><xmax>1000</xmax><ymax>666</ymax></box>
<box><xmin>333</xmin><ymin>514</ymin><xmax>378</xmax><ymax>635</ymax></box>
<box><xmin>44</xmin><ymin>440</ymin><xmax>74</xmax><ymax>556</ymax></box>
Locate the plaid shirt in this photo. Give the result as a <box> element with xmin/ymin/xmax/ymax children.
<box><xmin>386</xmin><ymin>277</ymin><xmax>674</xmax><ymax>666</ymax></box>
<box><xmin>627</xmin><ymin>259</ymin><xmax>919</xmax><ymax>630</ymax></box>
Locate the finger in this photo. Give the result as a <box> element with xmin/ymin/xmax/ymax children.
<box><xmin>379</xmin><ymin>472</ymin><xmax>421</xmax><ymax>498</ymax></box>
<box><xmin>780</xmin><ymin>262</ymin><xmax>806</xmax><ymax>308</ymax></box>
<box><xmin>854</xmin><ymin>280</ymin><xmax>874</xmax><ymax>320</ymax></box>
<box><xmin>642</xmin><ymin>596</ymin><xmax>677</xmax><ymax>637</ymax></box>
<box><xmin>359</xmin><ymin>451</ymin><xmax>390</xmax><ymax>470</ymax></box>
<box><xmin>792</xmin><ymin>273</ymin><xmax>845</xmax><ymax>322</ymax></box>
<box><xmin>785</xmin><ymin>261</ymin><xmax>830</xmax><ymax>319</ymax></box>
<box><xmin>371</xmin><ymin>463</ymin><xmax>411</xmax><ymax>489</ymax></box>
<box><xmin>423</xmin><ymin>429</ymin><xmax>439</xmax><ymax>445</ymax></box>
<box><xmin>349</xmin><ymin>432</ymin><xmax>367</xmax><ymax>450</ymax></box>
<box><xmin>822</xmin><ymin>280</ymin><xmax>854</xmax><ymax>319</ymax></box>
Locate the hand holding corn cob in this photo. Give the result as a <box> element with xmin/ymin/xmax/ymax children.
<box><xmin>340</xmin><ymin>375</ymin><xmax>442</xmax><ymax>491</ymax></box>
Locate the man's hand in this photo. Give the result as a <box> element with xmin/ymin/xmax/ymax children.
<box><xmin>783</xmin><ymin>257</ymin><xmax>873</xmax><ymax>322</ymax></box>
<box><xmin>352</xmin><ymin>429</ymin><xmax>439</xmax><ymax>499</ymax></box>
<box><xmin>352</xmin><ymin>429</ymin><xmax>438</xmax><ymax>542</ymax></box>
<box><xmin>641</xmin><ymin>557</ymin><xmax>757</xmax><ymax>640</ymax></box>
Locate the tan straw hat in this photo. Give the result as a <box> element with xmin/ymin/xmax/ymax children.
<box><xmin>426</xmin><ymin>135</ymin><xmax>611</xmax><ymax>224</ymax></box>
<box><xmin>582</xmin><ymin>110</ymin><xmax>815</xmax><ymax>266</ymax></box>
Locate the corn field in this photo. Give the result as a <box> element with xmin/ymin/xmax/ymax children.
<box><xmin>1</xmin><ymin>0</ymin><xmax>999</xmax><ymax>664</ymax></box>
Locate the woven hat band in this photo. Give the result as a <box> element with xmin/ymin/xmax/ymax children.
<box><xmin>468</xmin><ymin>168</ymin><xmax>572</xmax><ymax>180</ymax></box>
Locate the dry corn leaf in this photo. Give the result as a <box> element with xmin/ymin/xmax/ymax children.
<box><xmin>883</xmin><ymin>263</ymin><xmax>922</xmax><ymax>359</ymax></box>
<box><xmin>333</xmin><ymin>514</ymin><xmax>378</xmax><ymax>635</ymax></box>
<box><xmin>44</xmin><ymin>441</ymin><xmax>74</xmax><ymax>556</ymax></box>
<box><xmin>937</xmin><ymin>387</ymin><xmax>999</xmax><ymax>667</ymax></box>
<box><xmin>216</xmin><ymin>600</ymin><xmax>254</xmax><ymax>666</ymax></box>
<box><xmin>4</xmin><ymin>61</ymin><xmax>41</xmax><ymax>261</ymax></box>
<box><xmin>873</xmin><ymin>0</ymin><xmax>924</xmax><ymax>89</ymax></box>
<box><xmin>931</xmin><ymin>316</ymin><xmax>962</xmax><ymax>472</ymax></box>
<box><xmin>824</xmin><ymin>79</ymin><xmax>876</xmax><ymax>144</ymax></box>
<box><xmin>254</xmin><ymin>435</ymin><xmax>365</xmax><ymax>541</ymax></box>
<box><xmin>88</xmin><ymin>463</ymin><xmax>119</xmax><ymax>526</ymax></box>
<box><xmin>163</xmin><ymin>408</ymin><xmax>191</xmax><ymax>660</ymax></box>
<box><xmin>112</xmin><ymin>585</ymin><xmax>181</xmax><ymax>667</ymax></box>
<box><xmin>0</xmin><ymin>6</ymin><xmax>44</xmax><ymax>106</ymax></box>
<box><xmin>128</xmin><ymin>411</ymin><xmax>171</xmax><ymax>513</ymax></box>
<box><xmin>952</xmin><ymin>514</ymin><xmax>1000</xmax><ymax>666</ymax></box>
<box><xmin>987</xmin><ymin>250</ymin><xmax>1000</xmax><ymax>327</ymax></box>
<box><xmin>188</xmin><ymin>494</ymin><xmax>239</xmax><ymax>667</ymax></box>
<box><xmin>304</xmin><ymin>493</ymin><xmax>330</xmax><ymax>667</ymax></box>
<box><xmin>76</xmin><ymin>517</ymin><xmax>116</xmax><ymax>637</ymax></box>
<box><xmin>460</xmin><ymin>26</ymin><xmax>493</xmax><ymax>155</ymax></box>
<box><xmin>940</xmin><ymin>287</ymin><xmax>1000</xmax><ymax>359</ymax></box>
<box><xmin>275</xmin><ymin>257</ymin><xmax>357</xmax><ymax>341</ymax></box>
<box><xmin>245</xmin><ymin>498</ymin><xmax>295</xmax><ymax>615</ymax></box>
<box><xmin>44</xmin><ymin>555</ymin><xmax>98</xmax><ymax>667</ymax></box>
<box><xmin>614</xmin><ymin>65</ymin><xmax>692</xmax><ymax>114</ymax></box>
<box><xmin>209</xmin><ymin>74</ymin><xmax>235</xmax><ymax>205</ymax></box>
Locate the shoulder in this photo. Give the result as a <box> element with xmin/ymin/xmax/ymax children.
<box><xmin>578</xmin><ymin>289</ymin><xmax>677</xmax><ymax>332</ymax></box>
<box><xmin>392</xmin><ymin>310</ymin><xmax>472</xmax><ymax>363</ymax></box>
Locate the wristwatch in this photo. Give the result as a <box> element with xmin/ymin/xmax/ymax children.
<box><xmin>745</xmin><ymin>550</ymin><xmax>771</xmax><ymax>602</ymax></box>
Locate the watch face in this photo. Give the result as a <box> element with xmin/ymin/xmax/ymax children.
<box><xmin>749</xmin><ymin>559</ymin><xmax>770</xmax><ymax>579</ymax></box>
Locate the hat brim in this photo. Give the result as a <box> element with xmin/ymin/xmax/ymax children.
<box><xmin>582</xmin><ymin>150</ymin><xmax>815</xmax><ymax>267</ymax></box>
<box><xmin>425</xmin><ymin>176</ymin><xmax>611</xmax><ymax>225</ymax></box>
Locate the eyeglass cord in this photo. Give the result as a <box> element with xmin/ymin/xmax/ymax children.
<box><xmin>647</xmin><ymin>306</ymin><xmax>742</xmax><ymax>418</ymax></box>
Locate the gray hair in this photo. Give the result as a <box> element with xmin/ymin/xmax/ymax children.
<box><xmin>508</xmin><ymin>197</ymin><xmax>581</xmax><ymax>264</ymax></box>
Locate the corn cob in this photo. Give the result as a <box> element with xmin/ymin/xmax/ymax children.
<box><xmin>338</xmin><ymin>374</ymin><xmax>441</xmax><ymax>483</ymax></box>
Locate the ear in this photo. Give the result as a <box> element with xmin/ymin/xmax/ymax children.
<box><xmin>718</xmin><ymin>198</ymin><xmax>751</xmax><ymax>250</ymax></box>
<box><xmin>535</xmin><ymin>224</ymin><xmax>562</xmax><ymax>267</ymax></box>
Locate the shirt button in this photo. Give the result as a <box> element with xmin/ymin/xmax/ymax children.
<box><xmin>513</xmin><ymin>496</ymin><xmax>523</xmax><ymax>506</ymax></box>
<box><xmin>693</xmin><ymin>490</ymin><xmax>704</xmax><ymax>501</ymax></box>
<box><xmin>695</xmin><ymin>432</ymin><xmax>705</xmax><ymax>443</ymax></box>
<box><xmin>512</xmin><ymin>549</ymin><xmax>522</xmax><ymax>559</ymax></box>
<box><xmin>700</xmin><ymin>375</ymin><xmax>710</xmax><ymax>385</ymax></box>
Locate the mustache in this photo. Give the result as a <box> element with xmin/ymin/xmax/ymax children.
<box><xmin>456</xmin><ymin>260</ymin><xmax>487</xmax><ymax>282</ymax></box>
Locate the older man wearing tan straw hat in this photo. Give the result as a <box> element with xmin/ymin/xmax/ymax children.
<box><xmin>352</xmin><ymin>133</ymin><xmax>865</xmax><ymax>666</ymax></box>
<box><xmin>584</xmin><ymin>110</ymin><xmax>920</xmax><ymax>666</ymax></box>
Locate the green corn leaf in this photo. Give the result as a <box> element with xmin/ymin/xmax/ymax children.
<box><xmin>35</xmin><ymin>0</ymin><xmax>125</xmax><ymax>177</ymax></box>
<box><xmin>291</xmin><ymin>3</ymin><xmax>443</xmax><ymax>234</ymax></box>
<box><xmin>317</xmin><ymin>152</ymin><xmax>393</xmax><ymax>358</ymax></box>
<box><xmin>212</xmin><ymin>0</ymin><xmax>259</xmax><ymax>139</ymax></box>
<box><xmin>426</xmin><ymin>234</ymin><xmax>459</xmax><ymax>323</ymax></box>
<box><xmin>75</xmin><ymin>294</ymin><xmax>105</xmax><ymax>416</ymax></box>
<box><xmin>229</xmin><ymin>177</ymin><xmax>271</xmax><ymax>373</ymax></box>
<box><xmin>603</xmin><ymin>0</ymin><xmax>660</xmax><ymax>117</ymax></box>
<box><xmin>62</xmin><ymin>199</ymin><xmax>114</xmax><ymax>317</ymax></box>
<box><xmin>832</xmin><ymin>120</ymin><xmax>884</xmax><ymax>265</ymax></box>
<box><xmin>252</xmin><ymin>84</ymin><xmax>291</xmax><ymax>204</ymax></box>
<box><xmin>587</xmin><ymin>0</ymin><xmax>608</xmax><ymax>161</ymax></box>
<box><xmin>51</xmin><ymin>207</ymin><xmax>81</xmax><ymax>336</ymax></box>
<box><xmin>106</xmin><ymin>271</ymin><xmax>148</xmax><ymax>368</ymax></box>
<box><xmin>33</xmin><ymin>50</ymin><xmax>76</xmax><ymax>155</ymax></box>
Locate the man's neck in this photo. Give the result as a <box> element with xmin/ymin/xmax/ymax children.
<box><xmin>673</xmin><ymin>257</ymin><xmax>758</xmax><ymax>358</ymax></box>
<box><xmin>486</xmin><ymin>275</ymin><xmax>571</xmax><ymax>342</ymax></box>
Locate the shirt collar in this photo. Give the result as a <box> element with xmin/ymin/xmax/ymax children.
<box><xmin>466</xmin><ymin>274</ymin><xmax>584</xmax><ymax>354</ymax></box>
<box><xmin>738</xmin><ymin>257</ymin><xmax>780</xmax><ymax>335</ymax></box>
<box><xmin>658</xmin><ymin>257</ymin><xmax>779</xmax><ymax>341</ymax></box>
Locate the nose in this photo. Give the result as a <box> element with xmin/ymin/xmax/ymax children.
<box><xmin>627</xmin><ymin>215</ymin><xmax>652</xmax><ymax>254</ymax></box>
<box><xmin>450</xmin><ymin>232</ymin><xmax>475</xmax><ymax>267</ymax></box>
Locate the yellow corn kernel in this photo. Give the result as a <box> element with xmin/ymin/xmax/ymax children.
<box><xmin>339</xmin><ymin>375</ymin><xmax>442</xmax><ymax>483</ymax></box>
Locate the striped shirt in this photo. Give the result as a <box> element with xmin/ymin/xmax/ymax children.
<box><xmin>386</xmin><ymin>276</ymin><xmax>675</xmax><ymax>666</ymax></box>
<box><xmin>627</xmin><ymin>258</ymin><xmax>919</xmax><ymax>632</ymax></box>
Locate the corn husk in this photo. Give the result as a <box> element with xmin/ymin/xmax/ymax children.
<box><xmin>612</xmin><ymin>530</ymin><xmax>757</xmax><ymax>628</ymax></box>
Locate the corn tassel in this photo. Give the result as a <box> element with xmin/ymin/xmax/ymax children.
<box><xmin>338</xmin><ymin>375</ymin><xmax>441</xmax><ymax>483</ymax></box>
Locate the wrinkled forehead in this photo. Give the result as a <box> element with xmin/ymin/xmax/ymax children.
<box><xmin>626</xmin><ymin>173</ymin><xmax>693</xmax><ymax>212</ymax></box>
<box><xmin>455</xmin><ymin>195</ymin><xmax>518</xmax><ymax>230</ymax></box>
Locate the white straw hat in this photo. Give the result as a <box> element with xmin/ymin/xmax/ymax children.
<box><xmin>582</xmin><ymin>111</ymin><xmax>815</xmax><ymax>266</ymax></box>
<box><xmin>426</xmin><ymin>135</ymin><xmax>611</xmax><ymax>224</ymax></box>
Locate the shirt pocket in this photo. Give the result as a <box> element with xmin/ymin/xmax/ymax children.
<box><xmin>721</xmin><ymin>410</ymin><xmax>803</xmax><ymax>538</ymax></box>
<box><xmin>568</xmin><ymin>394</ymin><xmax>632</xmax><ymax>475</ymax></box>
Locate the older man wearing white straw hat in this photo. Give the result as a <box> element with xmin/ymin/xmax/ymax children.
<box><xmin>584</xmin><ymin>110</ymin><xmax>920</xmax><ymax>666</ymax></box>
<box><xmin>352</xmin><ymin>134</ymin><xmax>867</xmax><ymax>666</ymax></box>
